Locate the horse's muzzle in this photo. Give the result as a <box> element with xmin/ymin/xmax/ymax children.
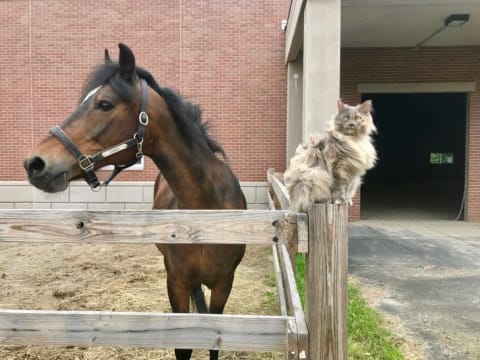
<box><xmin>24</xmin><ymin>156</ymin><xmax>69</xmax><ymax>193</ymax></box>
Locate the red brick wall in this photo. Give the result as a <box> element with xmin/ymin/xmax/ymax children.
<box><xmin>341</xmin><ymin>47</ymin><xmax>480</xmax><ymax>222</ymax></box>
<box><xmin>0</xmin><ymin>0</ymin><xmax>289</xmax><ymax>183</ymax></box>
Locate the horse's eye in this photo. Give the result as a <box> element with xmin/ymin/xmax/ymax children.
<box><xmin>96</xmin><ymin>100</ymin><xmax>114</xmax><ymax>111</ymax></box>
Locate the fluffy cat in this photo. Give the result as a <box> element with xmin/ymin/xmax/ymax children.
<box><xmin>284</xmin><ymin>99</ymin><xmax>377</xmax><ymax>212</ymax></box>
<box><xmin>283</xmin><ymin>133</ymin><xmax>332</xmax><ymax>213</ymax></box>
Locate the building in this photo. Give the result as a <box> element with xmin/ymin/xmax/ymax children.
<box><xmin>1</xmin><ymin>0</ymin><xmax>479</xmax><ymax>222</ymax></box>
<box><xmin>286</xmin><ymin>0</ymin><xmax>480</xmax><ymax>222</ymax></box>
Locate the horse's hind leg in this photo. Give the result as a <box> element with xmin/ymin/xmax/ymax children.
<box><xmin>191</xmin><ymin>285</ymin><xmax>208</xmax><ymax>313</ymax></box>
<box><xmin>208</xmin><ymin>276</ymin><xmax>235</xmax><ymax>360</ymax></box>
<box><xmin>167</xmin><ymin>277</ymin><xmax>193</xmax><ymax>360</ymax></box>
<box><xmin>174</xmin><ymin>349</ymin><xmax>192</xmax><ymax>360</ymax></box>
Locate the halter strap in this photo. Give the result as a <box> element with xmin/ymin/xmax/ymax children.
<box><xmin>50</xmin><ymin>79</ymin><xmax>149</xmax><ymax>191</ymax></box>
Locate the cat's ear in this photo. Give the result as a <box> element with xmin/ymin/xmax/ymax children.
<box><xmin>337</xmin><ymin>99</ymin><xmax>346</xmax><ymax>111</ymax></box>
<box><xmin>359</xmin><ymin>100</ymin><xmax>372</xmax><ymax>114</ymax></box>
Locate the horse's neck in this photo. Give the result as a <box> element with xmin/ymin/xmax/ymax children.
<box><xmin>144</xmin><ymin>104</ymin><xmax>233</xmax><ymax>209</ymax></box>
<box><xmin>153</xmin><ymin>147</ymin><xmax>223</xmax><ymax>208</ymax></box>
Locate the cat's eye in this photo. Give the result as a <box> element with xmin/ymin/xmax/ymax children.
<box><xmin>96</xmin><ymin>100</ymin><xmax>114</xmax><ymax>112</ymax></box>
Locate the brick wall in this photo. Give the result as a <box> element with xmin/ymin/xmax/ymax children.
<box><xmin>3</xmin><ymin>2</ymin><xmax>479</xmax><ymax>221</ymax></box>
<box><xmin>341</xmin><ymin>47</ymin><xmax>480</xmax><ymax>222</ymax></box>
<box><xmin>0</xmin><ymin>0</ymin><xmax>289</xmax><ymax>184</ymax></box>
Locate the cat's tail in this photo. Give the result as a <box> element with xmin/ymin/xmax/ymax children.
<box><xmin>289</xmin><ymin>133</ymin><xmax>325</xmax><ymax>169</ymax></box>
<box><xmin>284</xmin><ymin>165</ymin><xmax>332</xmax><ymax>213</ymax></box>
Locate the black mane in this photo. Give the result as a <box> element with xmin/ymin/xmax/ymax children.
<box><xmin>81</xmin><ymin>62</ymin><xmax>226</xmax><ymax>159</ymax></box>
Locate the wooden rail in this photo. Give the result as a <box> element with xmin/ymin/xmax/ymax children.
<box><xmin>0</xmin><ymin>209</ymin><xmax>290</xmax><ymax>245</ymax></box>
<box><xmin>0</xmin><ymin>310</ymin><xmax>289</xmax><ymax>352</ymax></box>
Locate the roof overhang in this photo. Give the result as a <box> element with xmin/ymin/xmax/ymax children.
<box><xmin>286</xmin><ymin>0</ymin><xmax>480</xmax><ymax>62</ymax></box>
<box><xmin>342</xmin><ymin>0</ymin><xmax>480</xmax><ymax>48</ymax></box>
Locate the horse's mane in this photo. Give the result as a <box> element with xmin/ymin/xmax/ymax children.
<box><xmin>81</xmin><ymin>62</ymin><xmax>226</xmax><ymax>159</ymax></box>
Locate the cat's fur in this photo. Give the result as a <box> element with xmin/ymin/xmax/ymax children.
<box><xmin>283</xmin><ymin>133</ymin><xmax>333</xmax><ymax>213</ymax></box>
<box><xmin>284</xmin><ymin>99</ymin><xmax>377</xmax><ymax>212</ymax></box>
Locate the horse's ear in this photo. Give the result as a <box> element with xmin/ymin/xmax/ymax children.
<box><xmin>104</xmin><ymin>49</ymin><xmax>112</xmax><ymax>63</ymax></box>
<box><xmin>118</xmin><ymin>43</ymin><xmax>135</xmax><ymax>82</ymax></box>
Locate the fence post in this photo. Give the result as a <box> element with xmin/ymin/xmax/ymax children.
<box><xmin>306</xmin><ymin>204</ymin><xmax>348</xmax><ymax>360</ymax></box>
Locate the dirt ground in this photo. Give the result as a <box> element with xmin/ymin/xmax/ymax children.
<box><xmin>0</xmin><ymin>242</ymin><xmax>284</xmax><ymax>360</ymax></box>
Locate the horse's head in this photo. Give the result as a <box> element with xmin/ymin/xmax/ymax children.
<box><xmin>24</xmin><ymin>44</ymin><xmax>147</xmax><ymax>193</ymax></box>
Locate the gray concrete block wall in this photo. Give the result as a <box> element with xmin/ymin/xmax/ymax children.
<box><xmin>0</xmin><ymin>181</ymin><xmax>269</xmax><ymax>210</ymax></box>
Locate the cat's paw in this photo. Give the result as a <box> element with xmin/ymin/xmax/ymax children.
<box><xmin>308</xmin><ymin>133</ymin><xmax>323</xmax><ymax>148</ymax></box>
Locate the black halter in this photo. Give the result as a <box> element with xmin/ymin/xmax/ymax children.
<box><xmin>50</xmin><ymin>79</ymin><xmax>149</xmax><ymax>191</ymax></box>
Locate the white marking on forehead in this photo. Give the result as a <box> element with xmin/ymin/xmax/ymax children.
<box><xmin>81</xmin><ymin>85</ymin><xmax>102</xmax><ymax>106</ymax></box>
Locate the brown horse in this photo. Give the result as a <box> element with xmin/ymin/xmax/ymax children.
<box><xmin>24</xmin><ymin>43</ymin><xmax>246</xmax><ymax>360</ymax></box>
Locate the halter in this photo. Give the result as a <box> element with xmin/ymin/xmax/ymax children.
<box><xmin>50</xmin><ymin>79</ymin><xmax>149</xmax><ymax>191</ymax></box>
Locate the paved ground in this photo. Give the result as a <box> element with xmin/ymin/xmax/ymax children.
<box><xmin>349</xmin><ymin>220</ymin><xmax>480</xmax><ymax>360</ymax></box>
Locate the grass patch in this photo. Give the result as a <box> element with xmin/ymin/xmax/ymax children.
<box><xmin>295</xmin><ymin>254</ymin><xmax>404</xmax><ymax>360</ymax></box>
<box><xmin>348</xmin><ymin>283</ymin><xmax>404</xmax><ymax>359</ymax></box>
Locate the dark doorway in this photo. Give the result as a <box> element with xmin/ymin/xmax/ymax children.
<box><xmin>361</xmin><ymin>93</ymin><xmax>466</xmax><ymax>220</ymax></box>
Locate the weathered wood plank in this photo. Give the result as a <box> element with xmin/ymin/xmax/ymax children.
<box><xmin>267</xmin><ymin>187</ymin><xmax>278</xmax><ymax>211</ymax></box>
<box><xmin>296</xmin><ymin>213</ymin><xmax>308</xmax><ymax>253</ymax></box>
<box><xmin>271</xmin><ymin>245</ymin><xmax>288</xmax><ymax>317</ymax></box>
<box><xmin>306</xmin><ymin>204</ymin><xmax>348</xmax><ymax>360</ymax></box>
<box><xmin>284</xmin><ymin>212</ymin><xmax>309</xmax><ymax>263</ymax></box>
<box><xmin>279</xmin><ymin>244</ymin><xmax>309</xmax><ymax>360</ymax></box>
<box><xmin>267</xmin><ymin>169</ymin><xmax>309</xmax><ymax>255</ymax></box>
<box><xmin>0</xmin><ymin>209</ymin><xmax>290</xmax><ymax>245</ymax></box>
<box><xmin>0</xmin><ymin>309</ymin><xmax>290</xmax><ymax>352</ymax></box>
<box><xmin>283</xmin><ymin>212</ymin><xmax>299</xmax><ymax>268</ymax></box>
<box><xmin>267</xmin><ymin>168</ymin><xmax>290</xmax><ymax>211</ymax></box>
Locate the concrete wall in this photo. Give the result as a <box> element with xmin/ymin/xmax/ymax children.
<box><xmin>0</xmin><ymin>182</ymin><xmax>269</xmax><ymax>210</ymax></box>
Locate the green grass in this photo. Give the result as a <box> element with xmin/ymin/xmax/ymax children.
<box><xmin>294</xmin><ymin>254</ymin><xmax>404</xmax><ymax>360</ymax></box>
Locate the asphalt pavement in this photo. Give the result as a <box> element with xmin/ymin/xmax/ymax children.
<box><xmin>349</xmin><ymin>220</ymin><xmax>480</xmax><ymax>360</ymax></box>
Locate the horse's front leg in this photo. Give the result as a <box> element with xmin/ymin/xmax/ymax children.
<box><xmin>167</xmin><ymin>276</ymin><xmax>193</xmax><ymax>360</ymax></box>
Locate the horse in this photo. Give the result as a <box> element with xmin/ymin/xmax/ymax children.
<box><xmin>23</xmin><ymin>43</ymin><xmax>247</xmax><ymax>360</ymax></box>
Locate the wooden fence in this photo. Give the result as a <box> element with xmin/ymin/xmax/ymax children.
<box><xmin>0</xmin><ymin>172</ymin><xmax>348</xmax><ymax>360</ymax></box>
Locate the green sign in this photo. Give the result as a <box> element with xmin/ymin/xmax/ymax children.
<box><xmin>430</xmin><ymin>153</ymin><xmax>453</xmax><ymax>164</ymax></box>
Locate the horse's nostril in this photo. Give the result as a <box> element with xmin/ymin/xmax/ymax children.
<box><xmin>25</xmin><ymin>156</ymin><xmax>46</xmax><ymax>175</ymax></box>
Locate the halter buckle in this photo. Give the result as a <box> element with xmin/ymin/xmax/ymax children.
<box><xmin>136</xmin><ymin>136</ymin><xmax>144</xmax><ymax>159</ymax></box>
<box><xmin>78</xmin><ymin>155</ymin><xmax>95</xmax><ymax>172</ymax></box>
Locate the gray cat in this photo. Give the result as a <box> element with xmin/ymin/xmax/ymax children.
<box><xmin>284</xmin><ymin>99</ymin><xmax>377</xmax><ymax>212</ymax></box>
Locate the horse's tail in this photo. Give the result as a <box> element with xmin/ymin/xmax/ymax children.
<box><xmin>191</xmin><ymin>285</ymin><xmax>208</xmax><ymax>313</ymax></box>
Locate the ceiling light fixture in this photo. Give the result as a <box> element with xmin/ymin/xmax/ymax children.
<box><xmin>445</xmin><ymin>14</ymin><xmax>470</xmax><ymax>27</ymax></box>
<box><xmin>414</xmin><ymin>13</ymin><xmax>470</xmax><ymax>50</ymax></box>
